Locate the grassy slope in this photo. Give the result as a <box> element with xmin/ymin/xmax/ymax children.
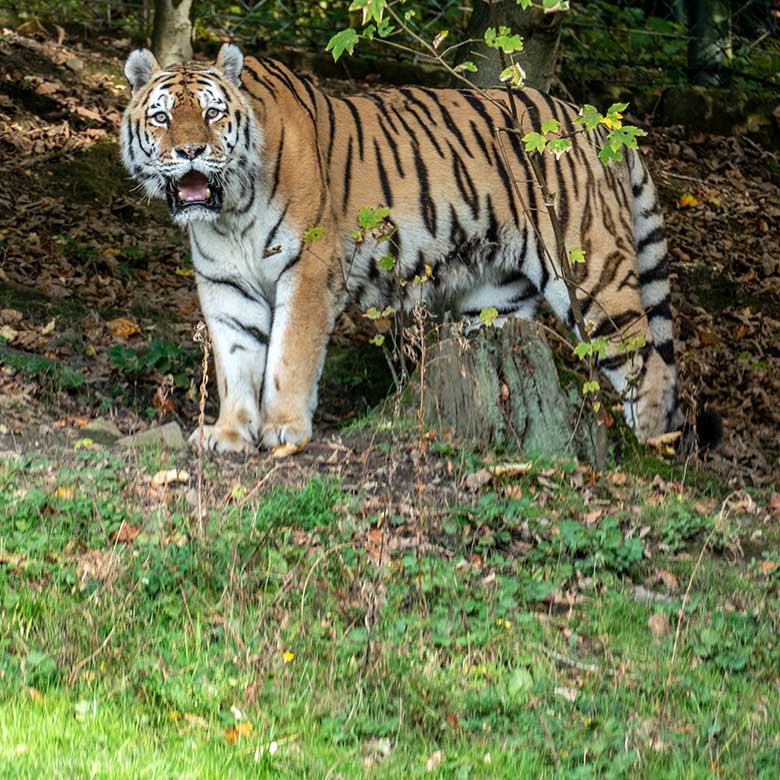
<box><xmin>0</xmin><ymin>437</ymin><xmax>778</xmax><ymax>779</ymax></box>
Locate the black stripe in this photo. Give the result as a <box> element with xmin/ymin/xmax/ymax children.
<box><xmin>493</xmin><ymin>147</ymin><xmax>520</xmax><ymax>227</ymax></box>
<box><xmin>342</xmin><ymin>136</ymin><xmax>354</xmax><ymax>214</ymax></box>
<box><xmin>196</xmin><ymin>271</ymin><xmax>265</xmax><ymax>305</ymax></box>
<box><xmin>638</xmin><ymin>257</ymin><xmax>670</xmax><ymax>286</ymax></box>
<box><xmin>242</xmin><ymin>63</ymin><xmax>277</xmax><ymax>96</ymax></box>
<box><xmin>216</xmin><ymin>315</ymin><xmax>268</xmax><ymax>347</ymax></box>
<box><xmin>590</xmin><ymin>310</ymin><xmax>643</xmax><ymax>339</ymax></box>
<box><xmin>277</xmin><ymin>251</ymin><xmax>302</xmax><ymax>282</ymax></box>
<box><xmin>325</xmin><ymin>95</ymin><xmax>337</xmax><ymax>169</ymax></box>
<box><xmin>412</xmin><ymin>143</ymin><xmax>437</xmax><ymax>236</ymax></box>
<box><xmin>262</xmin><ymin>202</ymin><xmax>289</xmax><ymax>257</ymax></box>
<box><xmin>268</xmin><ymin>126</ymin><xmax>285</xmax><ymax>203</ymax></box>
<box><xmin>403</xmin><ymin>103</ymin><xmax>444</xmax><ymax>157</ymax></box>
<box><xmin>449</xmin><ymin>204</ymin><xmax>467</xmax><ymax>246</ymax></box>
<box><xmin>421</xmin><ymin>87</ymin><xmax>473</xmax><ymax>158</ymax></box>
<box><xmin>647</xmin><ymin>294</ymin><xmax>672</xmax><ymax>321</ymax></box>
<box><xmin>636</xmin><ymin>226</ymin><xmax>666</xmax><ymax>254</ymax></box>
<box><xmin>261</xmin><ymin>59</ymin><xmax>317</xmax><ymax>129</ymax></box>
<box><xmin>374</xmin><ymin>139</ymin><xmax>394</xmax><ymax>207</ymax></box>
<box><xmin>449</xmin><ymin>141</ymin><xmax>479</xmax><ymax>220</ymax></box>
<box><xmin>470</xmin><ymin>120</ymin><xmax>492</xmax><ymax>165</ymax></box>
<box><xmin>377</xmin><ymin>117</ymin><xmax>404</xmax><ymax>177</ymax></box>
<box><xmin>342</xmin><ymin>98</ymin><xmax>365</xmax><ymax>161</ymax></box>
<box><xmin>655</xmin><ymin>339</ymin><xmax>675</xmax><ymax>365</ymax></box>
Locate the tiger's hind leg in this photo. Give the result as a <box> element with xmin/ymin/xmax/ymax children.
<box><xmin>538</xmin><ymin>248</ymin><xmax>679</xmax><ymax>442</ymax></box>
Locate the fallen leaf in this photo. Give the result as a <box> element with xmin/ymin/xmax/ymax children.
<box><xmin>107</xmin><ymin>317</ymin><xmax>142</xmax><ymax>340</ymax></box>
<box><xmin>678</xmin><ymin>192</ymin><xmax>698</xmax><ymax>208</ymax></box>
<box><xmin>648</xmin><ymin>612</ymin><xmax>671</xmax><ymax>641</ymax></box>
<box><xmin>40</xmin><ymin>318</ymin><xmax>56</xmax><ymax>336</ymax></box>
<box><xmin>0</xmin><ymin>325</ymin><xmax>19</xmax><ymax>343</ymax></box>
<box><xmin>758</xmin><ymin>560</ymin><xmax>776</xmax><ymax>576</ymax></box>
<box><xmin>426</xmin><ymin>750</ymin><xmax>444</xmax><ymax>772</ymax></box>
<box><xmin>463</xmin><ymin>468</ymin><xmax>492</xmax><ymax>491</ymax></box>
<box><xmin>554</xmin><ymin>685</ymin><xmax>578</xmax><ymax>702</ymax></box>
<box><xmin>109</xmin><ymin>524</ymin><xmax>140</xmax><ymax>544</ymax></box>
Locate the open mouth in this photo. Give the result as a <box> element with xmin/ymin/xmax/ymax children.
<box><xmin>166</xmin><ymin>171</ymin><xmax>222</xmax><ymax>215</ymax></box>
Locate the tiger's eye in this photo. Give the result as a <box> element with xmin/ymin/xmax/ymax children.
<box><xmin>152</xmin><ymin>112</ymin><xmax>168</xmax><ymax>125</ymax></box>
<box><xmin>206</xmin><ymin>107</ymin><xmax>221</xmax><ymax>121</ymax></box>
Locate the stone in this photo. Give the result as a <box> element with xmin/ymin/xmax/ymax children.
<box><xmin>117</xmin><ymin>422</ymin><xmax>186</xmax><ymax>451</ymax></box>
<box><xmin>82</xmin><ymin>417</ymin><xmax>122</xmax><ymax>443</ymax></box>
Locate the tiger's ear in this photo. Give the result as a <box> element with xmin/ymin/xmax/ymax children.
<box><xmin>217</xmin><ymin>43</ymin><xmax>244</xmax><ymax>86</ymax></box>
<box><xmin>125</xmin><ymin>49</ymin><xmax>160</xmax><ymax>94</ymax></box>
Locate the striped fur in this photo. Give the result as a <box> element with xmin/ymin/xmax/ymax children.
<box><xmin>121</xmin><ymin>44</ymin><xmax>681</xmax><ymax>453</ymax></box>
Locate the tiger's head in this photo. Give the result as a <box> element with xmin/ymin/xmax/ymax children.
<box><xmin>120</xmin><ymin>44</ymin><xmax>259</xmax><ymax>226</ymax></box>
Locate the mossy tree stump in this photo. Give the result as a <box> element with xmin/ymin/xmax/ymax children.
<box><xmin>414</xmin><ymin>319</ymin><xmax>606</xmax><ymax>467</ymax></box>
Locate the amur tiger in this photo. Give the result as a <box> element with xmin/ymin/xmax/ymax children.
<box><xmin>120</xmin><ymin>43</ymin><xmax>715</xmax><ymax>455</ymax></box>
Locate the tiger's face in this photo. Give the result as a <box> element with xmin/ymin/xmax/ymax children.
<box><xmin>120</xmin><ymin>44</ymin><xmax>259</xmax><ymax>226</ymax></box>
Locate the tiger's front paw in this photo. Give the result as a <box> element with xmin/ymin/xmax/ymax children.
<box><xmin>260</xmin><ymin>413</ymin><xmax>311</xmax><ymax>452</ymax></box>
<box><xmin>188</xmin><ymin>424</ymin><xmax>257</xmax><ymax>455</ymax></box>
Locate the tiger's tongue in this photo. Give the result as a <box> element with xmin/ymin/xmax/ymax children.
<box><xmin>177</xmin><ymin>171</ymin><xmax>209</xmax><ymax>202</ymax></box>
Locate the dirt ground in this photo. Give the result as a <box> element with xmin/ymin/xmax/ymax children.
<box><xmin>0</xmin><ymin>28</ymin><xmax>778</xmax><ymax>486</ymax></box>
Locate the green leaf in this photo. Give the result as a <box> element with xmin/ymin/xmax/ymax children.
<box><xmin>598</xmin><ymin>143</ymin><xmax>623</xmax><ymax>164</ymax></box>
<box><xmin>542</xmin><ymin>0</ymin><xmax>570</xmax><ymax>11</ymax></box>
<box><xmin>575</xmin><ymin>104</ymin><xmax>603</xmax><ymax>131</ymax></box>
<box><xmin>326</xmin><ymin>28</ymin><xmax>359</xmax><ymax>61</ymax></box>
<box><xmin>499</xmin><ymin>63</ymin><xmax>526</xmax><ymax>87</ymax></box>
<box><xmin>582</xmin><ymin>379</ymin><xmax>599</xmax><ymax>395</ymax></box>
<box><xmin>507</xmin><ymin>667</ymin><xmax>533</xmax><ymax>700</ymax></box>
<box><xmin>484</xmin><ymin>26</ymin><xmax>523</xmax><ymax>54</ymax></box>
<box><xmin>479</xmin><ymin>307</ymin><xmax>499</xmax><ymax>326</ymax></box>
<box><xmin>522</xmin><ymin>131</ymin><xmax>547</xmax><ymax>154</ymax></box>
<box><xmin>454</xmin><ymin>61</ymin><xmax>478</xmax><ymax>74</ymax></box>
<box><xmin>546</xmin><ymin>137</ymin><xmax>571</xmax><ymax>159</ymax></box>
<box><xmin>349</xmin><ymin>0</ymin><xmax>386</xmax><ymax>25</ymax></box>
<box><xmin>377</xmin><ymin>254</ymin><xmax>395</xmax><ymax>271</ymax></box>
<box><xmin>573</xmin><ymin>342</ymin><xmax>592</xmax><ymax>360</ymax></box>
<box><xmin>606</xmin><ymin>101</ymin><xmax>629</xmax><ymax>115</ymax></box>
<box><xmin>540</xmin><ymin>118</ymin><xmax>560</xmax><ymax>135</ymax></box>
<box><xmin>568</xmin><ymin>247</ymin><xmax>586</xmax><ymax>264</ymax></box>
<box><xmin>516</xmin><ymin>0</ymin><xmax>534</xmax><ymax>7</ymax></box>
<box><xmin>369</xmin><ymin>334</ymin><xmax>385</xmax><ymax>347</ymax></box>
<box><xmin>357</xmin><ymin>205</ymin><xmax>390</xmax><ymax>229</ymax></box>
<box><xmin>303</xmin><ymin>226</ymin><xmax>326</xmax><ymax>243</ymax></box>
<box><xmin>364</xmin><ymin>307</ymin><xmax>381</xmax><ymax>319</ymax></box>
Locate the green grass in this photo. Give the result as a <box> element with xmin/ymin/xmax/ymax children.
<box><xmin>1</xmin><ymin>445</ymin><xmax>778</xmax><ymax>778</ymax></box>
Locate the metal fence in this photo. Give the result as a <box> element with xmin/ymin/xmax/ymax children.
<box><xmin>3</xmin><ymin>1</ymin><xmax>778</xmax><ymax>88</ymax></box>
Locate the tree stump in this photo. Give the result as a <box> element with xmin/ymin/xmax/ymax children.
<box><xmin>414</xmin><ymin>320</ymin><xmax>606</xmax><ymax>467</ymax></box>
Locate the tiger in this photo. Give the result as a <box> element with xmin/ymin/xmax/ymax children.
<box><xmin>120</xmin><ymin>43</ymin><xmax>713</xmax><ymax>455</ymax></box>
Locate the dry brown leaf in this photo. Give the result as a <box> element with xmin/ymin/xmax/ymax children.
<box><xmin>107</xmin><ymin>317</ymin><xmax>141</xmax><ymax>340</ymax></box>
<box><xmin>648</xmin><ymin>612</ymin><xmax>671</xmax><ymax>641</ymax></box>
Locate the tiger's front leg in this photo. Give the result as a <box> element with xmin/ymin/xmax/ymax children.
<box><xmin>260</xmin><ymin>247</ymin><xmax>341</xmax><ymax>450</ymax></box>
<box><xmin>189</xmin><ymin>273</ymin><xmax>272</xmax><ymax>454</ymax></box>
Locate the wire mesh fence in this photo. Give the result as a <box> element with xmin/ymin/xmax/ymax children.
<box><xmin>3</xmin><ymin>1</ymin><xmax>778</xmax><ymax>88</ymax></box>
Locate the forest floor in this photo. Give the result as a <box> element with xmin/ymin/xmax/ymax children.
<box><xmin>0</xmin><ymin>27</ymin><xmax>779</xmax><ymax>780</ymax></box>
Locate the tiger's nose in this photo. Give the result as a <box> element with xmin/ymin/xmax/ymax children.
<box><xmin>174</xmin><ymin>144</ymin><xmax>206</xmax><ymax>160</ymax></box>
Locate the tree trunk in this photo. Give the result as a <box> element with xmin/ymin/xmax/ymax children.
<box><xmin>414</xmin><ymin>320</ymin><xmax>606</xmax><ymax>467</ymax></box>
<box><xmin>459</xmin><ymin>1</ymin><xmax>563</xmax><ymax>91</ymax></box>
<box><xmin>151</xmin><ymin>0</ymin><xmax>194</xmax><ymax>67</ymax></box>
<box><xmin>686</xmin><ymin>0</ymin><xmax>732</xmax><ymax>85</ymax></box>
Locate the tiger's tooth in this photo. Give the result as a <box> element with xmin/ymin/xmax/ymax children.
<box><xmin>178</xmin><ymin>190</ymin><xmax>185</xmax><ymax>201</ymax></box>
<box><xmin>204</xmin><ymin>187</ymin><xmax>211</xmax><ymax>200</ymax></box>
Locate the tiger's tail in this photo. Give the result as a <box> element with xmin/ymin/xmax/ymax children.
<box><xmin>627</xmin><ymin>150</ymin><xmax>721</xmax><ymax>451</ymax></box>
